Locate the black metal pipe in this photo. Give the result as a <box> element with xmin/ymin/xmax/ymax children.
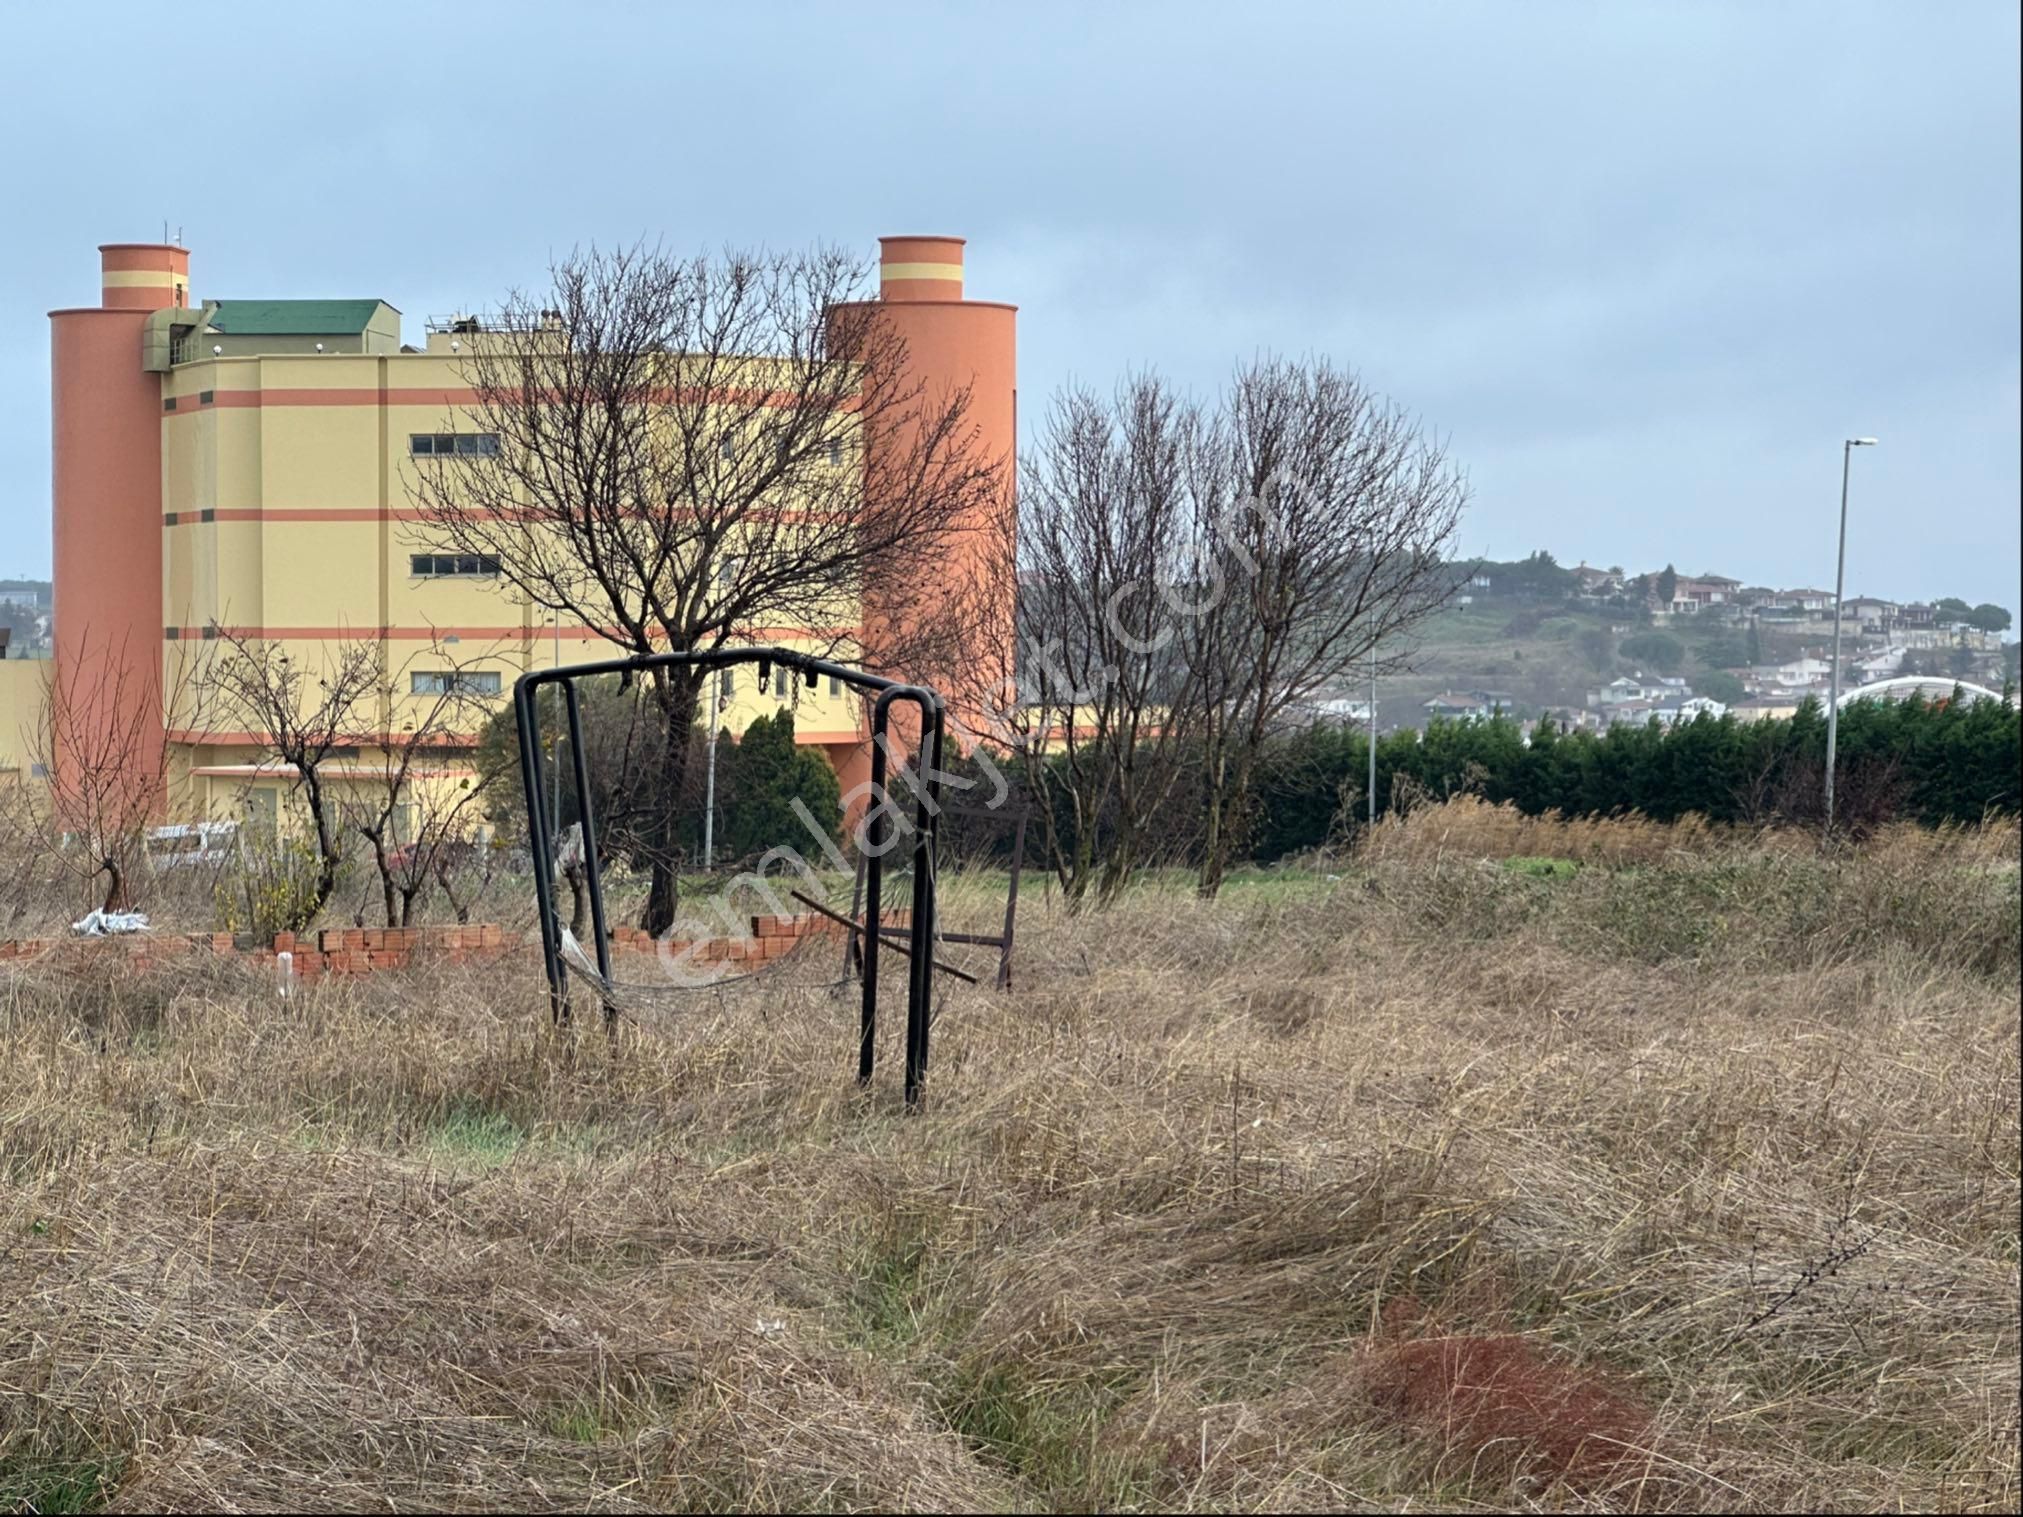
<box><xmin>513</xmin><ymin>649</ymin><xmax>945</xmax><ymax>1099</ymax></box>
<box><xmin>905</xmin><ymin>699</ymin><xmax>948</xmax><ymax>1100</ymax></box>
<box><xmin>516</xmin><ymin>645</ymin><xmax>913</xmax><ymax>698</ymax></box>
<box><xmin>513</xmin><ymin>672</ymin><xmax>567</xmax><ymax>1022</ymax></box>
<box><xmin>859</xmin><ymin>701</ymin><xmax>891</xmax><ymax>1086</ymax></box>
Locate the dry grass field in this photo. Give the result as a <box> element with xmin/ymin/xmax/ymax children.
<box><xmin>3</xmin><ymin>801</ymin><xmax>2018</xmax><ymax>1512</ymax></box>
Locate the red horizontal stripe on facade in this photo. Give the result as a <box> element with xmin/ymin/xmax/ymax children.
<box><xmin>162</xmin><ymin>504</ymin><xmax>849</xmax><ymax>525</ymax></box>
<box><xmin>171</xmin><ymin>730</ymin><xmax>480</xmax><ymax>749</ymax></box>
<box><xmin>167</xmin><ymin>624</ymin><xmax>855</xmax><ymax>642</ymax></box>
<box><xmin>163</xmin><ymin>386</ymin><xmax>855</xmax><ymax>414</ymax></box>
<box><xmin>172</xmin><ymin>727</ymin><xmax>860</xmax><ymax>750</ymax></box>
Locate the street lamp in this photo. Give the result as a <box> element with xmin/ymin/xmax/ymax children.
<box><xmin>1824</xmin><ymin>436</ymin><xmax>1878</xmax><ymax>834</ymax></box>
<box><xmin>1367</xmin><ymin>638</ymin><xmax>1379</xmax><ymax>829</ymax></box>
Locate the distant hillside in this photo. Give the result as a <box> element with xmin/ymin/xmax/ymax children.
<box><xmin>1374</xmin><ymin>553</ymin><xmax>2014</xmax><ymax>729</ymax></box>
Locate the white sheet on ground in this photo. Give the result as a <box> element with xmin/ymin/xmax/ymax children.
<box><xmin>72</xmin><ymin>909</ymin><xmax>150</xmax><ymax>937</ymax></box>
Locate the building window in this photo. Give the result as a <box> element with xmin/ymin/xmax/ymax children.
<box><xmin>411</xmin><ymin>670</ymin><xmax>503</xmax><ymax>696</ymax></box>
<box><xmin>410</xmin><ymin>433</ymin><xmax>501</xmax><ymax>458</ymax></box>
<box><xmin>826</xmin><ymin>438</ymin><xmax>843</xmax><ymax>467</ymax></box>
<box><xmin>410</xmin><ymin>553</ymin><xmax>501</xmax><ymax>578</ymax></box>
<box><xmin>828</xmin><ymin>674</ymin><xmax>842</xmax><ymax>698</ymax></box>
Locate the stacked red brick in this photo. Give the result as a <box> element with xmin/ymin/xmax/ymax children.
<box><xmin>0</xmin><ymin>912</ymin><xmax>905</xmax><ymax>979</ymax></box>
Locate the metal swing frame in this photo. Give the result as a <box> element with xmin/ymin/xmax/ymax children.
<box><xmin>513</xmin><ymin>647</ymin><xmax>947</xmax><ymax>1102</ymax></box>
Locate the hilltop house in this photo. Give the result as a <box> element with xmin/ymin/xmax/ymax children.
<box><xmin>1309</xmin><ymin>695</ymin><xmax>1373</xmax><ymax>725</ymax></box>
<box><xmin>1589</xmin><ymin>676</ymin><xmax>1647</xmax><ymax>706</ymax></box>
<box><xmin>1670</xmin><ymin>573</ymin><xmax>1743</xmax><ymax>615</ymax></box>
<box><xmin>1572</xmin><ymin>562</ymin><xmax>1625</xmax><ymax>598</ymax></box>
<box><xmin>1855</xmin><ymin>647</ymin><xmax>1906</xmax><ymax>681</ymax></box>
<box><xmin>1775</xmin><ymin>588</ymin><xmax>1836</xmax><ymax>614</ymax></box>
<box><xmin>1601</xmin><ymin>694</ymin><xmax>1727</xmax><ymax>729</ymax></box>
<box><xmin>1423</xmin><ymin>692</ymin><xmax>1499</xmax><ymax>721</ymax></box>
<box><xmin>1744</xmin><ymin>656</ymin><xmax>1831</xmax><ymax>692</ymax></box>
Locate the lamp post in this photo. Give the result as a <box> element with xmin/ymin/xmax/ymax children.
<box><xmin>1824</xmin><ymin>437</ymin><xmax>1878</xmax><ymax>834</ymax></box>
<box><xmin>1367</xmin><ymin>637</ymin><xmax>1379</xmax><ymax>829</ymax></box>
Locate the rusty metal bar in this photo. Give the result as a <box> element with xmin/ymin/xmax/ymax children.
<box><xmin>788</xmin><ymin>889</ymin><xmax>979</xmax><ymax>985</ymax></box>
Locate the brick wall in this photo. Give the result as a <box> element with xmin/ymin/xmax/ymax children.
<box><xmin>0</xmin><ymin>910</ymin><xmax>910</xmax><ymax>982</ymax></box>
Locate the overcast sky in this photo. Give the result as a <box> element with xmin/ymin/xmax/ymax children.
<box><xmin>4</xmin><ymin>1</ymin><xmax>2017</xmax><ymax>614</ymax></box>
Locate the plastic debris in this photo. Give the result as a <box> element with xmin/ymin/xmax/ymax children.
<box><xmin>72</xmin><ymin>909</ymin><xmax>150</xmax><ymax>937</ymax></box>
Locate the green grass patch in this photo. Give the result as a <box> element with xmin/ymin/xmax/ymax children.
<box><xmin>430</xmin><ymin>1100</ymin><xmax>526</xmax><ymax>1165</ymax></box>
<box><xmin>0</xmin><ymin>1448</ymin><xmax>123</xmax><ymax>1514</ymax></box>
<box><xmin>942</xmin><ymin>1363</ymin><xmax>1161</xmax><ymax>1508</ymax></box>
<box><xmin>845</xmin><ymin>1213</ymin><xmax>943</xmax><ymax>1352</ymax></box>
<box><xmin>545</xmin><ymin>1399</ymin><xmax>611</xmax><ymax>1444</ymax></box>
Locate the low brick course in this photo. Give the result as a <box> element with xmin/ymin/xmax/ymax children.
<box><xmin>0</xmin><ymin>910</ymin><xmax>901</xmax><ymax>982</ymax></box>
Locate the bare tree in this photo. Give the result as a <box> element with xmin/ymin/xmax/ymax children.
<box><xmin>991</xmin><ymin>378</ymin><xmax>1206</xmax><ymax>905</ymax></box>
<box><xmin>0</xmin><ymin>747</ymin><xmax>39</xmax><ymax>930</ymax></box>
<box><xmin>347</xmin><ymin>647</ymin><xmax>498</xmax><ymax>928</ymax></box>
<box><xmin>409</xmin><ymin>242</ymin><xmax>1002</xmax><ymax>935</ymax></box>
<box><xmin>33</xmin><ymin>632</ymin><xmax>195</xmax><ymax>916</ymax></box>
<box><xmin>1180</xmin><ymin>357</ymin><xmax>1467</xmax><ymax>896</ymax></box>
<box><xmin>203</xmin><ymin>633</ymin><xmax>383</xmax><ymax>924</ymax></box>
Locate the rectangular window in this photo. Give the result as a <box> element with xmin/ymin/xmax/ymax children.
<box><xmin>828</xmin><ymin>674</ymin><xmax>842</xmax><ymax>698</ymax></box>
<box><xmin>411</xmin><ymin>433</ymin><xmax>500</xmax><ymax>458</ymax></box>
<box><xmin>826</xmin><ymin>438</ymin><xmax>843</xmax><ymax>467</ymax></box>
<box><xmin>411</xmin><ymin>670</ymin><xmax>502</xmax><ymax>696</ymax></box>
<box><xmin>411</xmin><ymin>553</ymin><xmax>501</xmax><ymax>577</ymax></box>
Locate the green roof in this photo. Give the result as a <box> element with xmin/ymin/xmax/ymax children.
<box><xmin>206</xmin><ymin>299</ymin><xmax>392</xmax><ymax>335</ymax></box>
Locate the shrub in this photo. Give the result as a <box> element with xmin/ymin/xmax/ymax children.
<box><xmin>720</xmin><ymin>711</ymin><xmax>842</xmax><ymax>862</ymax></box>
<box><xmin>213</xmin><ymin>832</ymin><xmax>327</xmax><ymax>937</ymax></box>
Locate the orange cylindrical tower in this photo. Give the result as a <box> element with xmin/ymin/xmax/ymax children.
<box><xmin>49</xmin><ymin>243</ymin><xmax>188</xmax><ymax>813</ymax></box>
<box><xmin>828</xmin><ymin>236</ymin><xmax>1017</xmax><ymax>745</ymax></box>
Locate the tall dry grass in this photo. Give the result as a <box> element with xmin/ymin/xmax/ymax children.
<box><xmin>1</xmin><ymin>803</ymin><xmax>2017</xmax><ymax>1512</ymax></box>
<box><xmin>1363</xmin><ymin>792</ymin><xmax>2023</xmax><ymax>871</ymax></box>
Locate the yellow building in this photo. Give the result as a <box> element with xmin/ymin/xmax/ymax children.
<box><xmin>28</xmin><ymin>236</ymin><xmax>1016</xmax><ymax>833</ymax></box>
